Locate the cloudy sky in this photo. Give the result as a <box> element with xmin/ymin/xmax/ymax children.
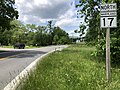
<box><xmin>15</xmin><ymin>0</ymin><xmax>83</xmax><ymax>36</ymax></box>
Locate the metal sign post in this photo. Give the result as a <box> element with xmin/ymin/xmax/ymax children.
<box><xmin>106</xmin><ymin>28</ymin><xmax>111</xmax><ymax>81</ymax></box>
<box><xmin>100</xmin><ymin>3</ymin><xmax>117</xmax><ymax>81</ymax></box>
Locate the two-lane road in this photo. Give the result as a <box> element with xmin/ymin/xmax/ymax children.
<box><xmin>0</xmin><ymin>50</ymin><xmax>27</xmax><ymax>59</ymax></box>
<box><xmin>0</xmin><ymin>45</ymin><xmax>67</xmax><ymax>89</ymax></box>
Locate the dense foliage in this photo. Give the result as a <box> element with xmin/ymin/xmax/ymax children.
<box><xmin>0</xmin><ymin>0</ymin><xmax>18</xmax><ymax>45</ymax></box>
<box><xmin>0</xmin><ymin>0</ymin><xmax>18</xmax><ymax>31</ymax></box>
<box><xmin>76</xmin><ymin>0</ymin><xmax>120</xmax><ymax>63</ymax></box>
<box><xmin>0</xmin><ymin>20</ymin><xmax>70</xmax><ymax>46</ymax></box>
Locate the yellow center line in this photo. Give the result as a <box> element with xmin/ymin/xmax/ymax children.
<box><xmin>0</xmin><ymin>52</ymin><xmax>29</xmax><ymax>61</ymax></box>
<box><xmin>0</xmin><ymin>58</ymin><xmax>7</xmax><ymax>60</ymax></box>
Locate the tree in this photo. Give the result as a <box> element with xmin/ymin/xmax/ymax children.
<box><xmin>25</xmin><ymin>24</ymin><xmax>37</xmax><ymax>45</ymax></box>
<box><xmin>47</xmin><ymin>20</ymin><xmax>54</xmax><ymax>45</ymax></box>
<box><xmin>52</xmin><ymin>27</ymin><xmax>69</xmax><ymax>44</ymax></box>
<box><xmin>26</xmin><ymin>24</ymin><xmax>36</xmax><ymax>32</ymax></box>
<box><xmin>2</xmin><ymin>29</ymin><xmax>12</xmax><ymax>45</ymax></box>
<box><xmin>47</xmin><ymin>20</ymin><xmax>53</xmax><ymax>33</ymax></box>
<box><xmin>53</xmin><ymin>35</ymin><xmax>59</xmax><ymax>45</ymax></box>
<box><xmin>10</xmin><ymin>20</ymin><xmax>27</xmax><ymax>44</ymax></box>
<box><xmin>76</xmin><ymin>0</ymin><xmax>101</xmax><ymax>43</ymax></box>
<box><xmin>74</xmin><ymin>23</ymin><xmax>86</xmax><ymax>42</ymax></box>
<box><xmin>0</xmin><ymin>0</ymin><xmax>19</xmax><ymax>31</ymax></box>
<box><xmin>33</xmin><ymin>25</ymin><xmax>50</xmax><ymax>46</ymax></box>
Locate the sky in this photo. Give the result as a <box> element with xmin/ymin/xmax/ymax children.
<box><xmin>15</xmin><ymin>0</ymin><xmax>83</xmax><ymax>36</ymax></box>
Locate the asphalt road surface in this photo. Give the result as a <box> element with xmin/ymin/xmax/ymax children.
<box><xmin>0</xmin><ymin>45</ymin><xmax>67</xmax><ymax>89</ymax></box>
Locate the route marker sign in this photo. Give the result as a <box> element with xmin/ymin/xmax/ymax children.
<box><xmin>100</xmin><ymin>3</ymin><xmax>117</xmax><ymax>28</ymax></box>
<box><xmin>100</xmin><ymin>3</ymin><xmax>117</xmax><ymax>82</ymax></box>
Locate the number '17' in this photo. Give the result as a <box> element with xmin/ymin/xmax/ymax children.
<box><xmin>103</xmin><ymin>18</ymin><xmax>114</xmax><ymax>26</ymax></box>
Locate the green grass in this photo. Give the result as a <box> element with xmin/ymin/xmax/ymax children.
<box><xmin>0</xmin><ymin>45</ymin><xmax>41</xmax><ymax>49</ymax></box>
<box><xmin>25</xmin><ymin>46</ymin><xmax>42</xmax><ymax>49</ymax></box>
<box><xmin>1</xmin><ymin>46</ymin><xmax>13</xmax><ymax>48</ymax></box>
<box><xmin>17</xmin><ymin>45</ymin><xmax>120</xmax><ymax>90</ymax></box>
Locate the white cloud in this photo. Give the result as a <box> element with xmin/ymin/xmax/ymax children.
<box><xmin>16</xmin><ymin>0</ymin><xmax>70</xmax><ymax>19</ymax></box>
<box><xmin>55</xmin><ymin>18</ymin><xmax>80</xmax><ymax>28</ymax></box>
<box><xmin>15</xmin><ymin>0</ymin><xmax>83</xmax><ymax>35</ymax></box>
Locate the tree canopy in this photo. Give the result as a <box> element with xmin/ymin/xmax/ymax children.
<box><xmin>0</xmin><ymin>20</ymin><xmax>70</xmax><ymax>46</ymax></box>
<box><xmin>0</xmin><ymin>0</ymin><xmax>19</xmax><ymax>31</ymax></box>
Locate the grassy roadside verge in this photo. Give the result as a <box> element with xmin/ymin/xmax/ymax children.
<box><xmin>17</xmin><ymin>44</ymin><xmax>120</xmax><ymax>90</ymax></box>
<box><xmin>0</xmin><ymin>45</ymin><xmax>41</xmax><ymax>49</ymax></box>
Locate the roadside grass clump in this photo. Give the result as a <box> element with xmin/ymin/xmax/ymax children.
<box><xmin>17</xmin><ymin>44</ymin><xmax>120</xmax><ymax>90</ymax></box>
<box><xmin>0</xmin><ymin>45</ymin><xmax>41</xmax><ymax>49</ymax></box>
<box><xmin>1</xmin><ymin>46</ymin><xmax>13</xmax><ymax>48</ymax></box>
<box><xmin>25</xmin><ymin>45</ymin><xmax>42</xmax><ymax>49</ymax></box>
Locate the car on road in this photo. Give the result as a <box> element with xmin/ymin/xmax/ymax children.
<box><xmin>13</xmin><ymin>43</ymin><xmax>25</xmax><ymax>49</ymax></box>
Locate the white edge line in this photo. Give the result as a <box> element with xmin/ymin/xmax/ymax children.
<box><xmin>3</xmin><ymin>45</ymin><xmax>68</xmax><ymax>90</ymax></box>
<box><xmin>3</xmin><ymin>50</ymin><xmax>55</xmax><ymax>90</ymax></box>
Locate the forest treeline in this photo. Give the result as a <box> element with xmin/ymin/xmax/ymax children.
<box><xmin>0</xmin><ymin>20</ymin><xmax>70</xmax><ymax>46</ymax></box>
